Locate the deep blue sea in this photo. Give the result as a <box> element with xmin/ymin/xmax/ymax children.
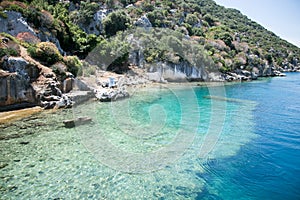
<box><xmin>204</xmin><ymin>73</ymin><xmax>300</xmax><ymax>200</ymax></box>
<box><xmin>1</xmin><ymin>73</ymin><xmax>300</xmax><ymax>199</ymax></box>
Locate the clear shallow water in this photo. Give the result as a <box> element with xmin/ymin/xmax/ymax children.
<box><xmin>1</xmin><ymin>73</ymin><xmax>300</xmax><ymax>199</ymax></box>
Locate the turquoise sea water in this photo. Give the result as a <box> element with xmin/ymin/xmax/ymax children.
<box><xmin>1</xmin><ymin>73</ymin><xmax>300</xmax><ymax>199</ymax></box>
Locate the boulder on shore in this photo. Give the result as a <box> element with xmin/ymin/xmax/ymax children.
<box><xmin>95</xmin><ymin>87</ymin><xmax>129</xmax><ymax>102</ymax></box>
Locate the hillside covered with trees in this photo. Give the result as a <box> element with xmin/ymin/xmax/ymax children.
<box><xmin>1</xmin><ymin>0</ymin><xmax>300</xmax><ymax>76</ymax></box>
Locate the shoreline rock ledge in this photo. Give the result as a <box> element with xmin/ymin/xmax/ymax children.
<box><xmin>95</xmin><ymin>87</ymin><xmax>129</xmax><ymax>102</ymax></box>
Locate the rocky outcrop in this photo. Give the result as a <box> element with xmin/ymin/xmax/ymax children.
<box><xmin>71</xmin><ymin>78</ymin><xmax>95</xmax><ymax>91</ymax></box>
<box><xmin>2</xmin><ymin>57</ymin><xmax>30</xmax><ymax>78</ymax></box>
<box><xmin>119</xmin><ymin>73</ymin><xmax>150</xmax><ymax>86</ymax></box>
<box><xmin>0</xmin><ymin>11</ymin><xmax>36</xmax><ymax>37</ymax></box>
<box><xmin>78</xmin><ymin>9</ymin><xmax>111</xmax><ymax>36</ymax></box>
<box><xmin>0</xmin><ymin>56</ymin><xmax>75</xmax><ymax>110</ymax></box>
<box><xmin>129</xmin><ymin>49</ymin><xmax>145</xmax><ymax>68</ymax></box>
<box><xmin>39</xmin><ymin>82</ymin><xmax>73</xmax><ymax>109</ymax></box>
<box><xmin>95</xmin><ymin>87</ymin><xmax>129</xmax><ymax>102</ymax></box>
<box><xmin>215</xmin><ymin>64</ymin><xmax>288</xmax><ymax>82</ymax></box>
<box><xmin>0</xmin><ymin>71</ymin><xmax>36</xmax><ymax>111</ymax></box>
<box><xmin>0</xmin><ymin>11</ymin><xmax>64</xmax><ymax>54</ymax></box>
<box><xmin>146</xmin><ymin>61</ymin><xmax>208</xmax><ymax>82</ymax></box>
<box><xmin>147</xmin><ymin>72</ymin><xmax>167</xmax><ymax>83</ymax></box>
<box><xmin>135</xmin><ymin>15</ymin><xmax>152</xmax><ymax>28</ymax></box>
<box><xmin>252</xmin><ymin>64</ymin><xmax>274</xmax><ymax>77</ymax></box>
<box><xmin>0</xmin><ymin>57</ymin><xmax>40</xmax><ymax>111</ymax></box>
<box><xmin>208</xmin><ymin>72</ymin><xmax>225</xmax><ymax>82</ymax></box>
<box><xmin>62</xmin><ymin>77</ymin><xmax>74</xmax><ymax>93</ymax></box>
<box><xmin>67</xmin><ymin>90</ymin><xmax>94</xmax><ymax>105</ymax></box>
<box><xmin>37</xmin><ymin>27</ymin><xmax>65</xmax><ymax>54</ymax></box>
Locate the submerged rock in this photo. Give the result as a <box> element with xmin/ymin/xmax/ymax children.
<box><xmin>63</xmin><ymin>116</ymin><xmax>93</xmax><ymax>128</ymax></box>
<box><xmin>0</xmin><ymin>163</ymin><xmax>8</xmax><ymax>169</ymax></box>
<box><xmin>19</xmin><ymin>141</ymin><xmax>30</xmax><ymax>145</ymax></box>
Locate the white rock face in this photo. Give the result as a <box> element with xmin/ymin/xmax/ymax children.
<box><xmin>79</xmin><ymin>9</ymin><xmax>110</xmax><ymax>35</ymax></box>
<box><xmin>3</xmin><ymin>57</ymin><xmax>29</xmax><ymax>77</ymax></box>
<box><xmin>147</xmin><ymin>72</ymin><xmax>166</xmax><ymax>83</ymax></box>
<box><xmin>37</xmin><ymin>27</ymin><xmax>65</xmax><ymax>54</ymax></box>
<box><xmin>0</xmin><ymin>11</ymin><xmax>36</xmax><ymax>37</ymax></box>
<box><xmin>135</xmin><ymin>15</ymin><xmax>152</xmax><ymax>28</ymax></box>
<box><xmin>146</xmin><ymin>61</ymin><xmax>208</xmax><ymax>82</ymax></box>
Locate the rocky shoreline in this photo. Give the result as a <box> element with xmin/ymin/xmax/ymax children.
<box><xmin>1</xmin><ymin>55</ymin><xmax>299</xmax><ymax>115</ymax></box>
<box><xmin>0</xmin><ymin>65</ymin><xmax>299</xmax><ymax>136</ymax></box>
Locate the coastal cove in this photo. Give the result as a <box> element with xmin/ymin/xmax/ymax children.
<box><xmin>1</xmin><ymin>73</ymin><xmax>300</xmax><ymax>199</ymax></box>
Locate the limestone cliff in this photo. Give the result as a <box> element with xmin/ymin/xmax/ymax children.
<box><xmin>0</xmin><ymin>45</ymin><xmax>73</xmax><ymax>111</ymax></box>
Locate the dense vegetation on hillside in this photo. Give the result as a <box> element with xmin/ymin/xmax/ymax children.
<box><xmin>1</xmin><ymin>0</ymin><xmax>299</xmax><ymax>75</ymax></box>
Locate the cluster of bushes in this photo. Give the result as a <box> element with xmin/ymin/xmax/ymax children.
<box><xmin>1</xmin><ymin>0</ymin><xmax>299</xmax><ymax>75</ymax></box>
<box><xmin>28</xmin><ymin>42</ymin><xmax>62</xmax><ymax>65</ymax></box>
<box><xmin>0</xmin><ymin>48</ymin><xmax>19</xmax><ymax>58</ymax></box>
<box><xmin>63</xmin><ymin>55</ymin><xmax>83</xmax><ymax>76</ymax></box>
<box><xmin>0</xmin><ymin>33</ymin><xmax>21</xmax><ymax>58</ymax></box>
<box><xmin>0</xmin><ymin>0</ymin><xmax>100</xmax><ymax>57</ymax></box>
<box><xmin>86</xmin><ymin>32</ymin><xmax>129</xmax><ymax>73</ymax></box>
<box><xmin>86</xmin><ymin>28</ymin><xmax>215</xmax><ymax>72</ymax></box>
<box><xmin>27</xmin><ymin>41</ymin><xmax>82</xmax><ymax>76</ymax></box>
<box><xmin>103</xmin><ymin>10</ymin><xmax>131</xmax><ymax>37</ymax></box>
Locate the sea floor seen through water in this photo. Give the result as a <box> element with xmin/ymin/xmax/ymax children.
<box><xmin>1</xmin><ymin>73</ymin><xmax>300</xmax><ymax>199</ymax></box>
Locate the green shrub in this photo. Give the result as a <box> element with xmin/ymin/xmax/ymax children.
<box><xmin>82</xmin><ymin>61</ymin><xmax>97</xmax><ymax>77</ymax></box>
<box><xmin>218</xmin><ymin>32</ymin><xmax>233</xmax><ymax>48</ymax></box>
<box><xmin>27</xmin><ymin>45</ymin><xmax>37</xmax><ymax>57</ymax></box>
<box><xmin>63</xmin><ymin>56</ymin><xmax>83</xmax><ymax>77</ymax></box>
<box><xmin>103</xmin><ymin>11</ymin><xmax>130</xmax><ymax>36</ymax></box>
<box><xmin>70</xmin><ymin>1</ymin><xmax>100</xmax><ymax>24</ymax></box>
<box><xmin>192</xmin><ymin>27</ymin><xmax>204</xmax><ymax>37</ymax></box>
<box><xmin>29</xmin><ymin>42</ymin><xmax>62</xmax><ymax>65</ymax></box>
<box><xmin>219</xmin><ymin>66</ymin><xmax>231</xmax><ymax>73</ymax></box>
<box><xmin>146</xmin><ymin>10</ymin><xmax>165</xmax><ymax>27</ymax></box>
<box><xmin>185</xmin><ymin>13</ymin><xmax>199</xmax><ymax>26</ymax></box>
<box><xmin>0</xmin><ymin>10</ymin><xmax>8</xmax><ymax>19</ymax></box>
<box><xmin>203</xmin><ymin>14</ymin><xmax>215</xmax><ymax>26</ymax></box>
<box><xmin>0</xmin><ymin>33</ymin><xmax>19</xmax><ymax>44</ymax></box>
<box><xmin>86</xmin><ymin>33</ymin><xmax>129</xmax><ymax>70</ymax></box>
<box><xmin>0</xmin><ymin>34</ymin><xmax>21</xmax><ymax>58</ymax></box>
<box><xmin>0</xmin><ymin>48</ymin><xmax>19</xmax><ymax>58</ymax></box>
<box><xmin>0</xmin><ymin>2</ymin><xmax>26</xmax><ymax>14</ymax></box>
<box><xmin>264</xmin><ymin>53</ymin><xmax>273</xmax><ymax>64</ymax></box>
